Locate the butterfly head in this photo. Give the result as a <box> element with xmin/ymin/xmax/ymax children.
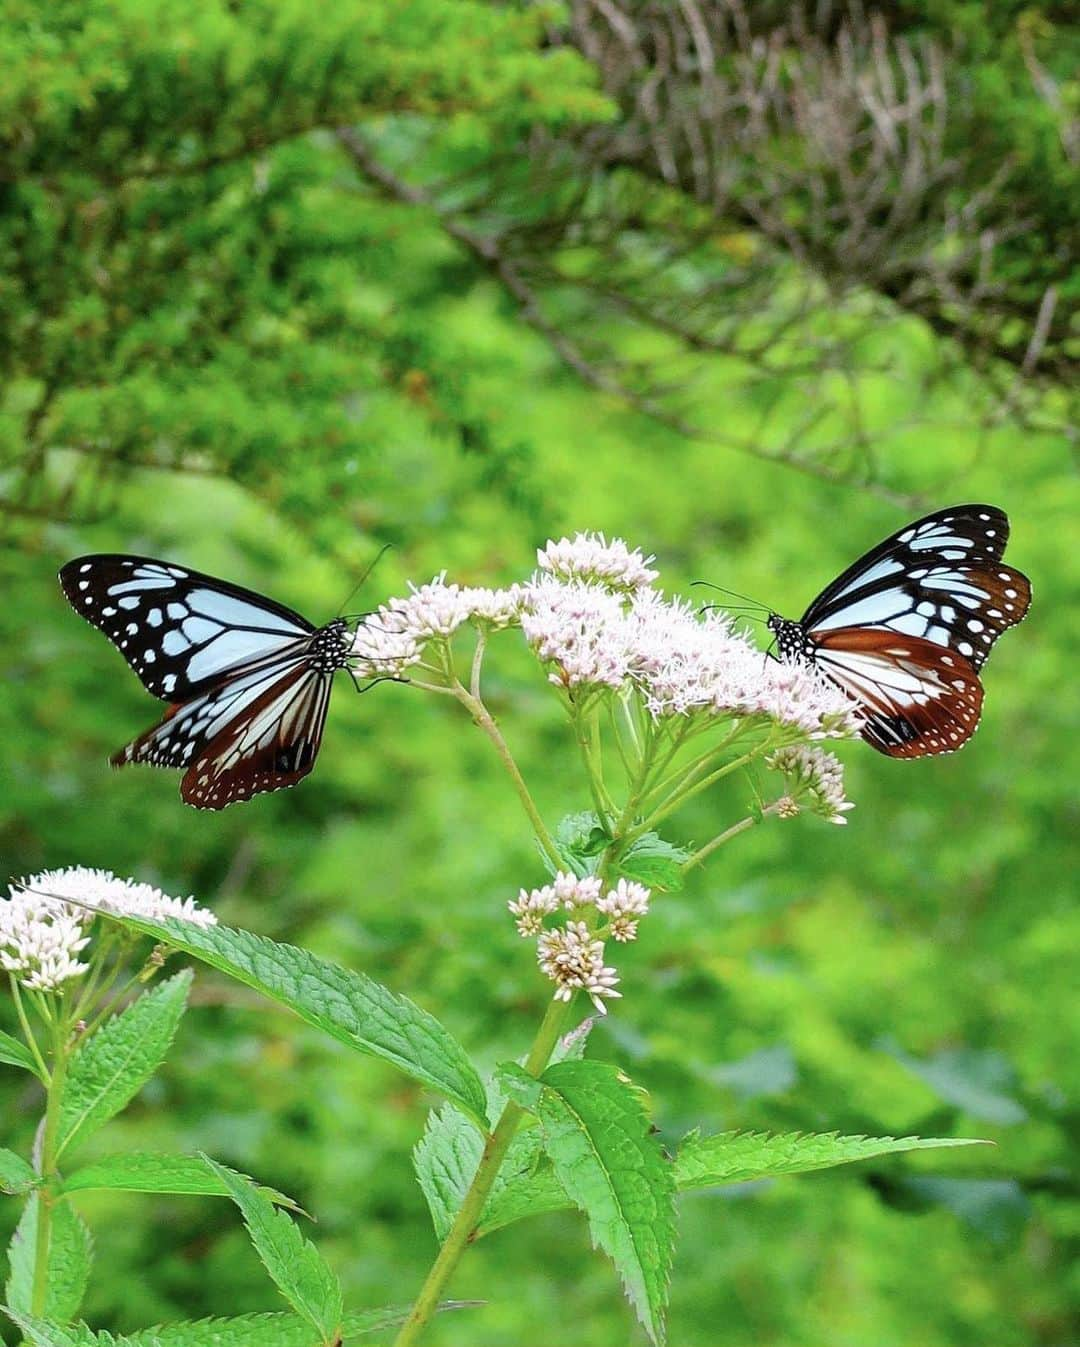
<box><xmin>309</xmin><ymin>618</ymin><xmax>353</xmax><ymax>675</ymax></box>
<box><xmin>766</xmin><ymin>613</ymin><xmax>813</xmax><ymax>664</ymax></box>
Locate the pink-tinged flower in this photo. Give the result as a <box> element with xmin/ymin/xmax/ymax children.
<box><xmin>508</xmin><ymin>883</ymin><xmax>559</xmax><ymax>937</ymax></box>
<box><xmin>520</xmin><ymin>576</ymin><xmax>633</xmax><ymax>689</ymax></box>
<box><xmin>552</xmin><ymin>871</ymin><xmax>603</xmax><ymax>909</ymax></box>
<box><xmin>537</xmin><ymin>921</ymin><xmax>621</xmax><ymax>1013</ymax></box>
<box><xmin>352</xmin><ymin>577</ymin><xmax>526</xmax><ymax>678</ymax></box>
<box><xmin>768</xmin><ymin>746</ymin><xmax>854</xmax><ymax>824</ymax></box>
<box><xmin>596</xmin><ymin>878</ymin><xmax>651</xmax><ymax>942</ymax></box>
<box><xmin>537</xmin><ymin>533</ymin><xmax>658</xmax><ymax>591</ymax></box>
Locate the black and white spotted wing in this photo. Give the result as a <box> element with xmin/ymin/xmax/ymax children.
<box><xmin>799</xmin><ymin>504</ymin><xmax>1030</xmax><ymax>672</ymax></box>
<box><xmin>59</xmin><ymin>555</ymin><xmax>316</xmax><ymax>701</ymax></box>
<box><xmin>60</xmin><ymin>554</ymin><xmax>354</xmax><ymax>808</ymax></box>
<box><xmin>766</xmin><ymin>505</ymin><xmax>1030</xmax><ymax>758</ymax></box>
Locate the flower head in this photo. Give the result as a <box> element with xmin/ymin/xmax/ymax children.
<box><xmin>537</xmin><ymin>920</ymin><xmax>621</xmax><ymax>1013</ymax></box>
<box><xmin>595</xmin><ymin>878</ymin><xmax>651</xmax><ymax>943</ymax></box>
<box><xmin>351</xmin><ymin>577</ymin><xmax>525</xmax><ymax>678</ymax></box>
<box><xmin>0</xmin><ymin>888</ymin><xmax>90</xmax><ymax>992</ymax></box>
<box><xmin>537</xmin><ymin>533</ymin><xmax>658</xmax><ymax>591</ymax></box>
<box><xmin>520</xmin><ymin>576</ymin><xmax>633</xmax><ymax>689</ymax></box>
<box><xmin>508</xmin><ymin>883</ymin><xmax>559</xmax><ymax>937</ymax></box>
<box><xmin>768</xmin><ymin>746</ymin><xmax>854</xmax><ymax>824</ymax></box>
<box><xmin>552</xmin><ymin>871</ymin><xmax>603</xmax><ymax>909</ymax></box>
<box><xmin>1</xmin><ymin>867</ymin><xmax>217</xmax><ymax>992</ymax></box>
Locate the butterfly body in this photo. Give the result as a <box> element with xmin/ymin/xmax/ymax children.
<box><xmin>767</xmin><ymin>504</ymin><xmax>1030</xmax><ymax>758</ymax></box>
<box><xmin>60</xmin><ymin>555</ymin><xmax>358</xmax><ymax>809</ymax></box>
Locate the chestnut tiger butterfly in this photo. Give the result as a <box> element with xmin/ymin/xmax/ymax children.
<box><xmin>60</xmin><ymin>555</ymin><xmax>361</xmax><ymax>809</ymax></box>
<box><xmin>763</xmin><ymin>504</ymin><xmax>1031</xmax><ymax>757</ymax></box>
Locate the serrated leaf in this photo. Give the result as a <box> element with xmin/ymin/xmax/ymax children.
<box><xmin>674</xmin><ymin>1130</ymin><xmax>990</xmax><ymax>1189</ymax></box>
<box><xmin>116</xmin><ymin>1302</ymin><xmax>479</xmax><ymax>1346</ymax></box>
<box><xmin>203</xmin><ymin>1157</ymin><xmax>342</xmax><ymax>1340</ymax></box>
<box><xmin>616</xmin><ymin>833</ymin><xmax>691</xmax><ymax>892</ymax></box>
<box><xmin>545</xmin><ymin>812</ymin><xmax>608</xmax><ymax>876</ymax></box>
<box><xmin>501</xmin><ymin>1060</ymin><xmax>675</xmax><ymax>1345</ymax></box>
<box><xmin>96</xmin><ymin>914</ymin><xmax>487</xmax><ymax>1129</ymax></box>
<box><xmin>3</xmin><ymin>1315</ymin><xmax>117</xmax><ymax>1347</ymax></box>
<box><xmin>6</xmin><ymin>1195</ymin><xmax>93</xmax><ymax>1321</ymax></box>
<box><xmin>0</xmin><ymin>1148</ymin><xmax>38</xmax><ymax>1195</ymax></box>
<box><xmin>0</xmin><ymin>1028</ymin><xmax>43</xmax><ymax>1078</ymax></box>
<box><xmin>63</xmin><ymin>1153</ymin><xmax>300</xmax><ymax>1212</ymax></box>
<box><xmin>476</xmin><ymin>1163</ymin><xmax>569</xmax><ymax>1238</ymax></box>
<box><xmin>413</xmin><ymin>1104</ymin><xmax>484</xmax><ymax>1242</ymax></box>
<box><xmin>58</xmin><ymin>972</ymin><xmax>192</xmax><ymax>1158</ymax></box>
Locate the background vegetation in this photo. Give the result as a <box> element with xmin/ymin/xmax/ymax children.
<box><xmin>1</xmin><ymin>2</ymin><xmax>1076</xmax><ymax>1343</ymax></box>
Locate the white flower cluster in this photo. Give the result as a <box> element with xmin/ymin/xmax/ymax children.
<box><xmin>520</xmin><ymin>566</ymin><xmax>856</xmax><ymax>738</ymax></box>
<box><xmin>768</xmin><ymin>746</ymin><xmax>855</xmax><ymax>825</ymax></box>
<box><xmin>348</xmin><ymin>533</ymin><xmax>856</xmax><ymax>742</ymax></box>
<box><xmin>519</xmin><ymin>577</ymin><xmax>632</xmax><ymax>690</ymax></box>
<box><xmin>351</xmin><ymin>574</ymin><xmax>525</xmax><ymax>678</ymax></box>
<box><xmin>537</xmin><ymin>921</ymin><xmax>621</xmax><ymax>1013</ymax></box>
<box><xmin>595</xmin><ymin>877</ymin><xmax>650</xmax><ymax>943</ymax></box>
<box><xmin>509</xmin><ymin>871</ymin><xmax>653</xmax><ymax>1011</ymax></box>
<box><xmin>536</xmin><ymin>532</ymin><xmax>658</xmax><ymax>590</ymax></box>
<box><xmin>0</xmin><ymin>867</ymin><xmax>217</xmax><ymax>993</ymax></box>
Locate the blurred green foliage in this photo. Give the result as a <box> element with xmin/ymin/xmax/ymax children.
<box><xmin>0</xmin><ymin>3</ymin><xmax>1077</xmax><ymax>1345</ymax></box>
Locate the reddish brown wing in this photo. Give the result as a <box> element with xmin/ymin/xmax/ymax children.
<box><xmin>111</xmin><ymin>655</ymin><xmax>332</xmax><ymax>809</ymax></box>
<box><xmin>810</xmin><ymin>627</ymin><xmax>985</xmax><ymax>758</ymax></box>
<box><xmin>180</xmin><ymin>666</ymin><xmax>332</xmax><ymax>809</ymax></box>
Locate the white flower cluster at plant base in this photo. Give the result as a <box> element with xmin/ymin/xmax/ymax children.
<box><xmin>0</xmin><ymin>866</ymin><xmax>216</xmax><ymax>992</ymax></box>
<box><xmin>349</xmin><ymin>531</ymin><xmax>857</xmax><ymax>744</ymax></box>
<box><xmin>510</xmin><ymin>871</ymin><xmax>652</xmax><ymax>1012</ymax></box>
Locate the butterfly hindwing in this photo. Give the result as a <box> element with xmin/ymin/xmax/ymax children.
<box><xmin>812</xmin><ymin>628</ymin><xmax>984</xmax><ymax>758</ymax></box>
<box><xmin>60</xmin><ymin>554</ymin><xmax>314</xmax><ymax>701</ymax></box>
<box><xmin>801</xmin><ymin>505</ymin><xmax>1030</xmax><ymax>671</ymax></box>
<box><xmin>112</xmin><ymin>653</ymin><xmax>333</xmax><ymax>810</ymax></box>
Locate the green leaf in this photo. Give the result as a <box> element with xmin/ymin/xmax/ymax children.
<box><xmin>202</xmin><ymin>1156</ymin><xmax>343</xmax><ymax>1341</ymax></box>
<box><xmin>2</xmin><ymin>1316</ymin><xmax>114</xmax><ymax>1347</ymax></box>
<box><xmin>413</xmin><ymin>1104</ymin><xmax>484</xmax><ymax>1242</ymax></box>
<box><xmin>97</xmin><ymin>914</ymin><xmax>487</xmax><ymax>1129</ymax></box>
<box><xmin>0</xmin><ymin>1028</ymin><xmax>42</xmax><ymax>1078</ymax></box>
<box><xmin>477</xmin><ymin>1163</ymin><xmax>569</xmax><ymax>1238</ymax></box>
<box><xmin>473</xmin><ymin>1128</ymin><xmax>993</xmax><ymax>1239</ymax></box>
<box><xmin>500</xmin><ymin>1060</ymin><xmax>675</xmax><ymax>1345</ymax></box>
<box><xmin>58</xmin><ymin>972</ymin><xmax>192</xmax><ymax>1158</ymax></box>
<box><xmin>5</xmin><ymin>1195</ymin><xmax>93</xmax><ymax>1321</ymax></box>
<box><xmin>0</xmin><ymin>1148</ymin><xmax>38</xmax><ymax>1195</ymax></box>
<box><xmin>63</xmin><ymin>1153</ymin><xmax>301</xmax><ymax>1212</ymax></box>
<box><xmin>26</xmin><ymin>1303</ymin><xmax>480</xmax><ymax>1347</ymax></box>
<box><xmin>674</xmin><ymin>1130</ymin><xmax>991</xmax><ymax>1189</ymax></box>
<box><xmin>616</xmin><ymin>832</ymin><xmax>691</xmax><ymax>892</ymax></box>
<box><xmin>546</xmin><ymin>812</ymin><xmax>609</xmax><ymax>876</ymax></box>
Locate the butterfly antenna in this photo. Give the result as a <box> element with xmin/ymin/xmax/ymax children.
<box><xmin>690</xmin><ymin>580</ymin><xmax>770</xmax><ymax>613</ymax></box>
<box><xmin>699</xmin><ymin>603</ymin><xmax>768</xmax><ymax>627</ymax></box>
<box><xmin>336</xmin><ymin>543</ymin><xmax>393</xmax><ymax>619</ymax></box>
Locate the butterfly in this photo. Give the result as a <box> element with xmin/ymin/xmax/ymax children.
<box><xmin>59</xmin><ymin>555</ymin><xmax>359</xmax><ymax>809</ymax></box>
<box><xmin>765</xmin><ymin>504</ymin><xmax>1031</xmax><ymax>757</ymax></box>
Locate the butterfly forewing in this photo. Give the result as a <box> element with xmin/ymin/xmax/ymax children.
<box><xmin>812</xmin><ymin>628</ymin><xmax>985</xmax><ymax>758</ymax></box>
<box><xmin>801</xmin><ymin>505</ymin><xmax>1030</xmax><ymax>671</ymax></box>
<box><xmin>60</xmin><ymin>554</ymin><xmax>315</xmax><ymax>701</ymax></box>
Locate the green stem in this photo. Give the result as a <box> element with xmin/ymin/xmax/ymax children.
<box><xmin>391</xmin><ymin>996</ymin><xmax>573</xmax><ymax>1347</ymax></box>
<box><xmin>451</xmin><ymin>681</ymin><xmax>562</xmax><ymax>871</ymax></box>
<box><xmin>31</xmin><ymin>1011</ymin><xmax>71</xmax><ymax>1315</ymax></box>
<box><xmin>682</xmin><ymin>814</ymin><xmax>759</xmax><ymax>872</ymax></box>
<box><xmin>9</xmin><ymin>978</ymin><xmax>48</xmax><ymax>1081</ymax></box>
<box><xmin>624</xmin><ymin>745</ymin><xmax>767</xmax><ymax>846</ymax></box>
